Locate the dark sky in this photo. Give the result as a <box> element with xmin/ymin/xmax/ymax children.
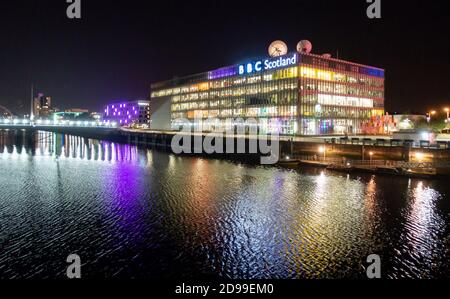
<box><xmin>1</xmin><ymin>0</ymin><xmax>449</xmax><ymax>115</ymax></box>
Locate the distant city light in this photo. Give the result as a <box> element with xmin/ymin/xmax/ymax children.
<box><xmin>421</xmin><ymin>132</ymin><xmax>430</xmax><ymax>140</ymax></box>
<box><xmin>415</xmin><ymin>152</ymin><xmax>425</xmax><ymax>161</ymax></box>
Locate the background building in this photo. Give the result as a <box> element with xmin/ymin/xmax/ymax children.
<box><xmin>392</xmin><ymin>114</ymin><xmax>428</xmax><ymax>131</ymax></box>
<box><xmin>52</xmin><ymin>109</ymin><xmax>95</xmax><ymax>122</ymax></box>
<box><xmin>150</xmin><ymin>43</ymin><xmax>385</xmax><ymax>136</ymax></box>
<box><xmin>33</xmin><ymin>93</ymin><xmax>57</xmax><ymax>118</ymax></box>
<box><xmin>65</xmin><ymin>108</ymin><xmax>89</xmax><ymax>114</ymax></box>
<box><xmin>90</xmin><ymin>112</ymin><xmax>102</xmax><ymax>121</ymax></box>
<box><xmin>0</xmin><ymin>105</ymin><xmax>14</xmax><ymax>119</ymax></box>
<box><xmin>103</xmin><ymin>100</ymin><xmax>151</xmax><ymax>126</ymax></box>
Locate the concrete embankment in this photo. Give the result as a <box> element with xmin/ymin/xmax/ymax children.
<box><xmin>116</xmin><ymin>129</ymin><xmax>450</xmax><ymax>164</ymax></box>
<box><xmin>12</xmin><ymin>126</ymin><xmax>447</xmax><ymax>166</ymax></box>
<box><xmin>279</xmin><ymin>140</ymin><xmax>450</xmax><ymax>163</ymax></box>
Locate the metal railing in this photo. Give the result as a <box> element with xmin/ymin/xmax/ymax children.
<box><xmin>290</xmin><ymin>155</ymin><xmax>450</xmax><ymax>169</ymax></box>
<box><xmin>0</xmin><ymin>118</ymin><xmax>118</xmax><ymax>128</ymax></box>
<box><xmin>325</xmin><ymin>137</ymin><xmax>450</xmax><ymax>149</ymax></box>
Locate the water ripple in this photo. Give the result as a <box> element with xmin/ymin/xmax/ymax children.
<box><xmin>0</xmin><ymin>131</ymin><xmax>449</xmax><ymax>279</ymax></box>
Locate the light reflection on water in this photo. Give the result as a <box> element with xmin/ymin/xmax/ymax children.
<box><xmin>0</xmin><ymin>131</ymin><xmax>449</xmax><ymax>279</ymax></box>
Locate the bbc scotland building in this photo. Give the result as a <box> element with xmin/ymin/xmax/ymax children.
<box><xmin>150</xmin><ymin>42</ymin><xmax>385</xmax><ymax>136</ymax></box>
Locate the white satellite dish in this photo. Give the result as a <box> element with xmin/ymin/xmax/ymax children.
<box><xmin>297</xmin><ymin>40</ymin><xmax>313</xmax><ymax>54</ymax></box>
<box><xmin>268</xmin><ymin>40</ymin><xmax>288</xmax><ymax>57</ymax></box>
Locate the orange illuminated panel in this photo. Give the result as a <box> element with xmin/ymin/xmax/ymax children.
<box><xmin>194</xmin><ymin>110</ymin><xmax>202</xmax><ymax>118</ymax></box>
<box><xmin>198</xmin><ymin>83</ymin><xmax>210</xmax><ymax>91</ymax></box>
<box><xmin>193</xmin><ymin>110</ymin><xmax>209</xmax><ymax>118</ymax></box>
<box><xmin>371</xmin><ymin>109</ymin><xmax>384</xmax><ymax>117</ymax></box>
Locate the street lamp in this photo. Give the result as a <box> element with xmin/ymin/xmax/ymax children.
<box><xmin>369</xmin><ymin>151</ymin><xmax>374</xmax><ymax>164</ymax></box>
<box><xmin>445</xmin><ymin>108</ymin><xmax>449</xmax><ymax>123</ymax></box>
<box><xmin>318</xmin><ymin>146</ymin><xmax>326</xmax><ymax>161</ymax></box>
<box><xmin>415</xmin><ymin>152</ymin><xmax>425</xmax><ymax>162</ymax></box>
<box><xmin>427</xmin><ymin>110</ymin><xmax>436</xmax><ymax>123</ymax></box>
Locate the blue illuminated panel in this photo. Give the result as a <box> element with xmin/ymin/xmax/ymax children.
<box><xmin>208</xmin><ymin>66</ymin><xmax>238</xmax><ymax>80</ymax></box>
<box><xmin>362</xmin><ymin>67</ymin><xmax>384</xmax><ymax>78</ymax></box>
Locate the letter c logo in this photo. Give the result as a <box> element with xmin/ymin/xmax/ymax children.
<box><xmin>255</xmin><ymin>61</ymin><xmax>262</xmax><ymax>72</ymax></box>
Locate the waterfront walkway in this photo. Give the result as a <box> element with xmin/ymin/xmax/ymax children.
<box><xmin>121</xmin><ymin>128</ymin><xmax>450</xmax><ymax>149</ymax></box>
<box><xmin>279</xmin><ymin>155</ymin><xmax>450</xmax><ymax>178</ymax></box>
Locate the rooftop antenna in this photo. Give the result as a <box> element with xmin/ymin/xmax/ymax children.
<box><xmin>268</xmin><ymin>40</ymin><xmax>288</xmax><ymax>57</ymax></box>
<box><xmin>30</xmin><ymin>84</ymin><xmax>34</xmax><ymax>121</ymax></box>
<box><xmin>296</xmin><ymin>40</ymin><xmax>313</xmax><ymax>54</ymax></box>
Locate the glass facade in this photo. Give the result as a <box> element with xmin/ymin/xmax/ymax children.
<box><xmin>298</xmin><ymin>55</ymin><xmax>384</xmax><ymax>135</ymax></box>
<box><xmin>150</xmin><ymin>53</ymin><xmax>385</xmax><ymax>136</ymax></box>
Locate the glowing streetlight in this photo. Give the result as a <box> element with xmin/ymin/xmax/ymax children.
<box><xmin>318</xmin><ymin>146</ymin><xmax>326</xmax><ymax>160</ymax></box>
<box><xmin>427</xmin><ymin>110</ymin><xmax>436</xmax><ymax>123</ymax></box>
<box><xmin>445</xmin><ymin>108</ymin><xmax>449</xmax><ymax>123</ymax></box>
<box><xmin>369</xmin><ymin>151</ymin><xmax>374</xmax><ymax>164</ymax></box>
<box><xmin>415</xmin><ymin>152</ymin><xmax>425</xmax><ymax>161</ymax></box>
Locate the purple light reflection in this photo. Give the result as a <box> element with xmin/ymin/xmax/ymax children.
<box><xmin>100</xmin><ymin>143</ymin><xmax>150</xmax><ymax>243</ymax></box>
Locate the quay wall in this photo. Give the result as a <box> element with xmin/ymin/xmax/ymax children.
<box><xmin>119</xmin><ymin>130</ymin><xmax>450</xmax><ymax>163</ymax></box>
<box><xmin>3</xmin><ymin>127</ymin><xmax>449</xmax><ymax>163</ymax></box>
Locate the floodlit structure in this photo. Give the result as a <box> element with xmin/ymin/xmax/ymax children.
<box><xmin>150</xmin><ymin>41</ymin><xmax>385</xmax><ymax>135</ymax></box>
<box><xmin>102</xmin><ymin>100</ymin><xmax>150</xmax><ymax>126</ymax></box>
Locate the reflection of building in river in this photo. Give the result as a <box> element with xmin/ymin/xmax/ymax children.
<box><xmin>0</xmin><ymin>130</ymin><xmax>149</xmax><ymax>164</ymax></box>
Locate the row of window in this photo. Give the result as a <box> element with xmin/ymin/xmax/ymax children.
<box><xmin>317</xmin><ymin>94</ymin><xmax>374</xmax><ymax>108</ymax></box>
<box><xmin>152</xmin><ymin>65</ymin><xmax>384</xmax><ymax>98</ymax></box>
<box><xmin>171</xmin><ymin>92</ymin><xmax>379</xmax><ymax>113</ymax></box>
<box><xmin>301</xmin><ymin>81</ymin><xmax>384</xmax><ymax>98</ymax></box>
<box><xmin>171</xmin><ymin>106</ymin><xmax>298</xmax><ymax>119</ymax></box>
<box><xmin>301</xmin><ymin>55</ymin><xmax>384</xmax><ymax>78</ymax></box>
<box><xmin>171</xmin><ymin>79</ymin><xmax>298</xmax><ymax>103</ymax></box>
<box><xmin>300</xmin><ymin>67</ymin><xmax>384</xmax><ymax>87</ymax></box>
<box><xmin>170</xmin><ymin>116</ymin><xmax>377</xmax><ymax>136</ymax></box>
<box><xmin>152</xmin><ymin>67</ymin><xmax>299</xmax><ymax>98</ymax></box>
<box><xmin>300</xmin><ymin>104</ymin><xmax>384</xmax><ymax>119</ymax></box>
<box><xmin>171</xmin><ymin>91</ymin><xmax>299</xmax><ymax>112</ymax></box>
<box><xmin>300</xmin><ymin>118</ymin><xmax>364</xmax><ymax>135</ymax></box>
<box><xmin>171</xmin><ymin>117</ymin><xmax>298</xmax><ymax>135</ymax></box>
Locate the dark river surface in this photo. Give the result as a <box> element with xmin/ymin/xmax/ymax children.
<box><xmin>0</xmin><ymin>130</ymin><xmax>449</xmax><ymax>279</ymax></box>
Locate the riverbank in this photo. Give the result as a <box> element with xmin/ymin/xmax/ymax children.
<box><xmin>278</xmin><ymin>158</ymin><xmax>450</xmax><ymax>179</ymax></box>
<box><xmin>3</xmin><ymin>127</ymin><xmax>450</xmax><ymax>179</ymax></box>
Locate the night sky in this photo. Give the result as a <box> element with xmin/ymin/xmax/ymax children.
<box><xmin>1</xmin><ymin>0</ymin><xmax>449</xmax><ymax>115</ymax></box>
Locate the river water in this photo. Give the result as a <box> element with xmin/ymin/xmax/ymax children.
<box><xmin>0</xmin><ymin>131</ymin><xmax>449</xmax><ymax>279</ymax></box>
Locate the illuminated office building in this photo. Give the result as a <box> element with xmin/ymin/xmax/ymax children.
<box><xmin>103</xmin><ymin>100</ymin><xmax>151</xmax><ymax>126</ymax></box>
<box><xmin>150</xmin><ymin>49</ymin><xmax>385</xmax><ymax>135</ymax></box>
